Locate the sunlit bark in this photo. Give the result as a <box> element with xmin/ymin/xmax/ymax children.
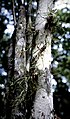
<box><xmin>31</xmin><ymin>0</ymin><xmax>53</xmax><ymax>118</ymax></box>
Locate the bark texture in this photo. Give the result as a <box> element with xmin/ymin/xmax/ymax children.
<box><xmin>8</xmin><ymin>0</ymin><xmax>54</xmax><ymax>119</ymax></box>
<box><xmin>15</xmin><ymin>5</ymin><xmax>26</xmax><ymax>76</ymax></box>
<box><xmin>30</xmin><ymin>0</ymin><xmax>53</xmax><ymax>118</ymax></box>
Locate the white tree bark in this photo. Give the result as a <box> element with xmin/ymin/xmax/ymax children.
<box><xmin>31</xmin><ymin>0</ymin><xmax>53</xmax><ymax>119</ymax></box>
<box><xmin>15</xmin><ymin>6</ymin><xmax>26</xmax><ymax>77</ymax></box>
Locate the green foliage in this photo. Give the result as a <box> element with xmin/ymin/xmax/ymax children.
<box><xmin>52</xmin><ymin>7</ymin><xmax>70</xmax><ymax>119</ymax></box>
<box><xmin>52</xmin><ymin>7</ymin><xmax>70</xmax><ymax>82</ymax></box>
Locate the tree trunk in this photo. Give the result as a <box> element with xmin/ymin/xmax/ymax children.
<box><xmin>7</xmin><ymin>0</ymin><xmax>54</xmax><ymax>119</ymax></box>
<box><xmin>30</xmin><ymin>0</ymin><xmax>53</xmax><ymax>118</ymax></box>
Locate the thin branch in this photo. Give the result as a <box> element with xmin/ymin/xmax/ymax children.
<box><xmin>12</xmin><ymin>0</ymin><xmax>16</xmax><ymax>26</ymax></box>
